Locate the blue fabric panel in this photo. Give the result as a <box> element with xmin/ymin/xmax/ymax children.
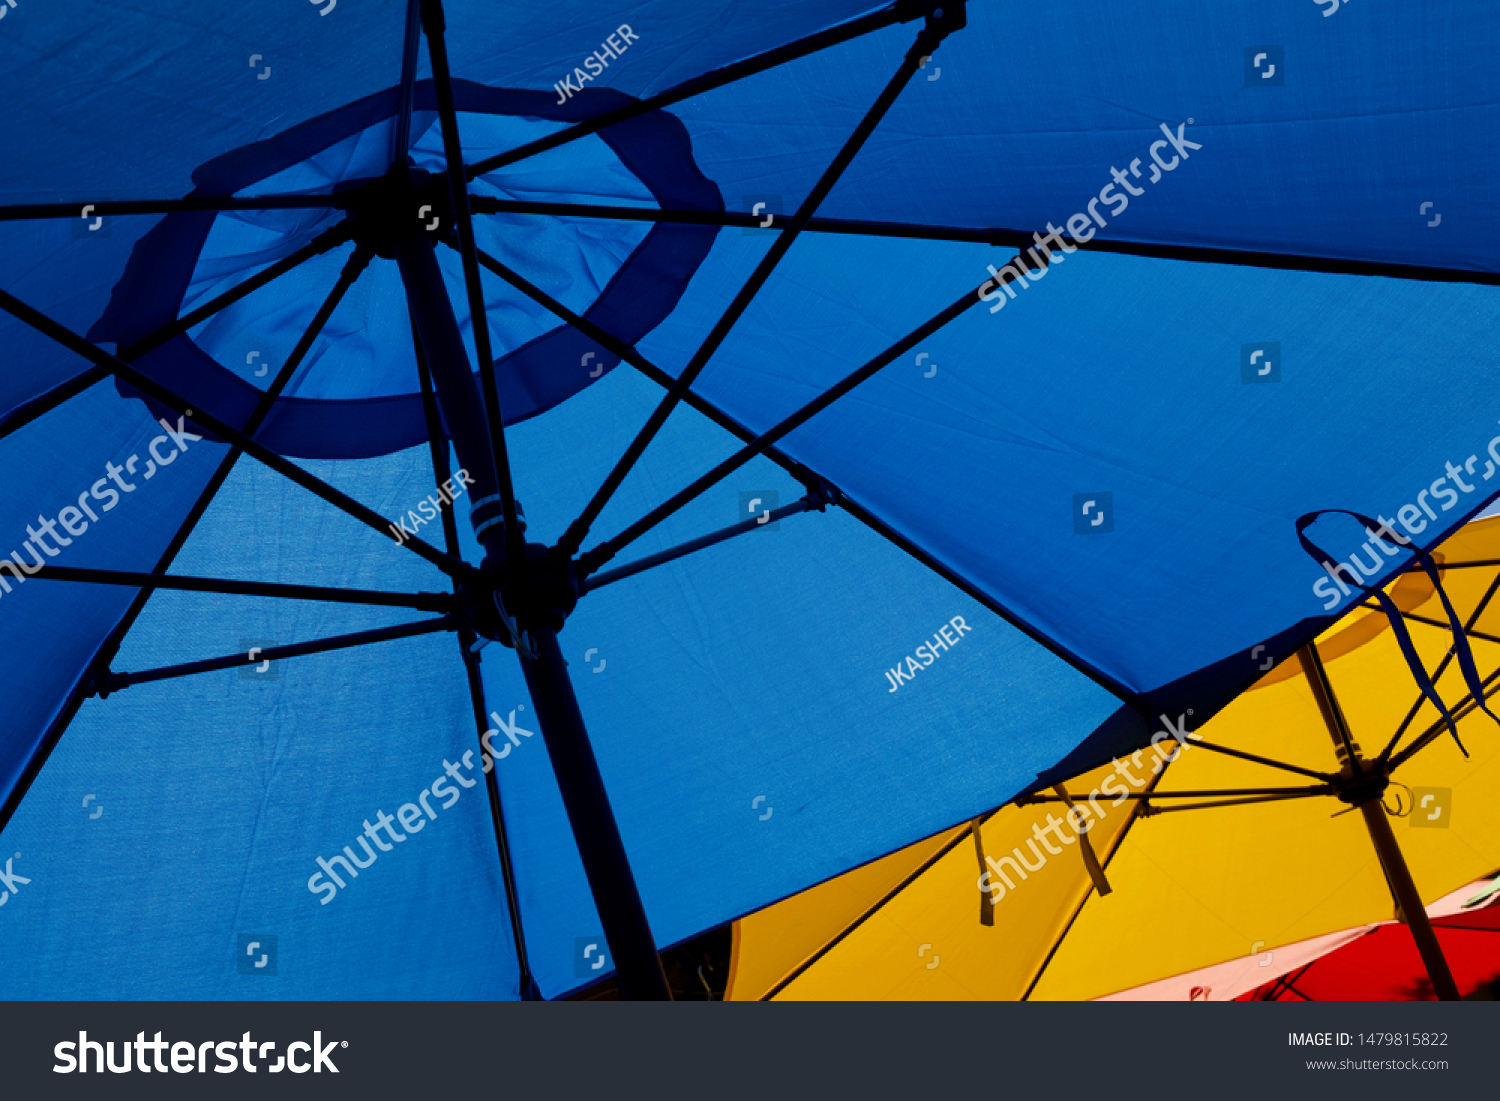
<box><xmin>0</xmin><ymin>382</ymin><xmax>224</xmax><ymax>813</ymax></box>
<box><xmin>636</xmin><ymin>228</ymin><xmax>1500</xmax><ymax>705</ymax></box>
<box><xmin>0</xmin><ymin>0</ymin><xmax>408</xmax><ymax>203</ymax></box>
<box><xmin>0</xmin><ymin>219</ymin><xmax>154</xmax><ymax>431</ymax></box>
<box><xmin>673</xmin><ymin>2</ymin><xmax>1500</xmax><ymax>272</ymax></box>
<box><xmin>0</xmin><ymin>446</ymin><xmax>520</xmax><ymax>998</ymax></box>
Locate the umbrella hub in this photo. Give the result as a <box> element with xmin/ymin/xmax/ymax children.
<box><xmin>339</xmin><ymin>165</ymin><xmax>452</xmax><ymax>260</ymax></box>
<box><xmin>462</xmin><ymin>543</ymin><xmax>581</xmax><ymax>647</ymax></box>
<box><xmin>1331</xmin><ymin>744</ymin><xmax>1390</xmax><ymax>806</ymax></box>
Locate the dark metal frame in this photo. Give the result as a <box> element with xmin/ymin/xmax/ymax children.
<box><xmin>470</xmin><ymin>196</ymin><xmax>1500</xmax><ymax>287</ymax></box>
<box><xmin>3</xmin><ymin>0</ymin><xmax>1493</xmax><ymax>1005</ymax></box>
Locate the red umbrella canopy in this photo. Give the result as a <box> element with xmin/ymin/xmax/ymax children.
<box><xmin>1240</xmin><ymin>906</ymin><xmax>1500</xmax><ymax>1001</ymax></box>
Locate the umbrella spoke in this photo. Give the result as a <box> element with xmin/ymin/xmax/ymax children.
<box><xmin>419</xmin><ymin>0</ymin><xmax>526</xmax><ymax>567</ymax></box>
<box><xmin>1405</xmin><ymin>557</ymin><xmax>1500</xmax><ymax>570</ymax></box>
<box><xmin>95</xmin><ymin>616</ymin><xmax>458</xmax><ymax>695</ymax></box>
<box><xmin>1391</xmin><ymin>660</ymin><xmax>1500</xmax><ymax>770</ymax></box>
<box><xmin>0</xmin><ymin>194</ymin><xmax>344</xmax><ymax>221</ymax></box>
<box><xmin>1136</xmin><ymin>792</ymin><xmax>1334</xmax><ymax>814</ymax></box>
<box><xmin>583</xmin><ymin>491</ymin><xmax>832</xmax><ymax>592</ymax></box>
<box><xmin>1154</xmin><ymin>739</ymin><xmax>1335</xmax><ymax>783</ymax></box>
<box><xmin>390</xmin><ymin>0</ymin><xmax>423</xmax><ymax>171</ymax></box>
<box><xmin>0</xmin><ymin>364</ymin><xmax>111</xmax><ymax>445</ymax></box>
<box><xmin>575</xmin><ymin>279</ymin><xmax>979</xmax><ymax>578</ymax></box>
<box><xmin>410</xmin><ymin>311</ymin><xmax>539</xmax><ymax>998</ymax></box>
<box><xmin>0</xmin><ymin>284</ymin><xmax>477</xmax><ymax>583</ymax></box>
<box><xmin>761</xmin><ymin>810</ymin><xmax>985</xmax><ymax>1001</ymax></box>
<box><xmin>557</xmin><ymin>10</ymin><xmax>964</xmax><ymax>560</ymax></box>
<box><xmin>1</xmin><ymin>225</ymin><xmax>350</xmax><ymax>447</ymax></box>
<box><xmin>26</xmin><ymin>565</ymin><xmax>452</xmax><ymax>612</ymax></box>
<box><xmin>469</xmin><ymin>198</ymin><xmax>1500</xmax><ymax>286</ymax></box>
<box><xmin>119</xmin><ymin>224</ymin><xmax>352</xmax><ymax>361</ymax></box>
<box><xmin>1360</xmin><ymin>601</ymin><xmax>1500</xmax><ymax>645</ymax></box>
<box><xmin>836</xmin><ymin>497</ymin><xmax>1143</xmax><ymax>705</ymax></box>
<box><xmin>469</xmin><ymin>243</ymin><xmax>824</xmax><ymax>482</ymax></box>
<box><xmin>470</xmin><ymin>198</ymin><xmax>1034</xmax><ymax>243</ymax></box>
<box><xmin>462</xmin><ymin>3</ymin><xmax>914</xmax><ymax>182</ymax></box>
<box><xmin>1018</xmin><ymin>785</ymin><xmax>1333</xmax><ymax>802</ymax></box>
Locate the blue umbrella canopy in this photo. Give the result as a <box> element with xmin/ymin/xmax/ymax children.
<box><xmin>0</xmin><ymin>0</ymin><xmax>1497</xmax><ymax>998</ymax></box>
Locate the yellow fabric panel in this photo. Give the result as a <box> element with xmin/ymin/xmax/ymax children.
<box><xmin>725</xmin><ymin>826</ymin><xmax>962</xmax><ymax>1001</ymax></box>
<box><xmin>1029</xmin><ymin>606</ymin><xmax>1500</xmax><ymax>999</ymax></box>
<box><xmin>771</xmin><ymin>762</ymin><xmax>1139</xmax><ymax>1000</ymax></box>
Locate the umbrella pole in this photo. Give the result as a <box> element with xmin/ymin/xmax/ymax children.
<box><xmin>1356</xmin><ymin>799</ymin><xmax>1460</xmax><ymax>1000</ymax></box>
<box><xmin>1300</xmin><ymin>643</ymin><xmax>1461</xmax><ymax>1001</ymax></box>
<box><xmin>396</xmin><ymin>229</ymin><xmax>671</xmax><ymax>1000</ymax></box>
<box><xmin>517</xmin><ymin>627</ymin><xmax>673</xmax><ymax>1000</ymax></box>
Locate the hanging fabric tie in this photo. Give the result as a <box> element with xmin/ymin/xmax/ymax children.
<box><xmin>971</xmin><ymin>815</ymin><xmax>994</xmax><ymax>926</ymax></box>
<box><xmin>1052</xmin><ymin>784</ymin><xmax>1112</xmax><ymax>897</ymax></box>
<box><xmin>1297</xmin><ymin>508</ymin><xmax>1500</xmax><ymax>757</ymax></box>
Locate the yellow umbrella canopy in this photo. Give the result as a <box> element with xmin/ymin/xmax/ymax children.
<box><xmin>727</xmin><ymin>517</ymin><xmax>1500</xmax><ymax>1001</ymax></box>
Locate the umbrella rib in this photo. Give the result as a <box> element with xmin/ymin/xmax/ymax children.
<box><xmin>26</xmin><ymin>565</ymin><xmax>452</xmax><ymax>612</ymax></box>
<box><xmin>834</xmin><ymin>496</ymin><xmax>1142</xmax><ymax>704</ymax></box>
<box><xmin>1361</xmin><ymin>601</ymin><xmax>1500</xmax><ymax>645</ymax></box>
<box><xmin>469</xmin><ymin>198</ymin><xmax>1500</xmax><ymax>286</ymax></box>
<box><xmin>1182</xmin><ymin>740</ymin><xmax>1337</xmax><ymax>783</ymax></box>
<box><xmin>420</xmin><ymin>0</ymin><xmax>526</xmax><ymax>567</ymax></box>
<box><xmin>467</xmin><ymin>243</ymin><xmax>828</xmax><ymax>487</ymax></box>
<box><xmin>410</xmin><ymin>312</ymin><xmax>539</xmax><ymax>997</ymax></box>
<box><xmin>1390</xmin><ymin>660</ymin><xmax>1500</xmax><ymax>770</ymax></box>
<box><xmin>1261</xmin><ymin>964</ymin><xmax>1316</xmax><ymax>1001</ymax></box>
<box><xmin>0</xmin><ymin>194</ymin><xmax>345</xmax><ymax>221</ymax></box>
<box><xmin>1133</xmin><ymin>791</ymin><xmax>1334</xmax><ymax>814</ymax></box>
<box><xmin>119</xmin><ymin>224</ymin><xmax>353</xmax><ymax>361</ymax></box>
<box><xmin>0</xmin><ymin>285</ymin><xmax>477</xmax><ymax>583</ymax></box>
<box><xmin>390</xmin><ymin>0</ymin><xmax>423</xmax><ymax>171</ymax></box>
<box><xmin>1018</xmin><ymin>785</ymin><xmax>1333</xmax><ymax>801</ymax></box>
<box><xmin>556</xmin><ymin>21</ymin><xmax>945</xmax><ymax>560</ymax></box>
<box><xmin>1021</xmin><ymin>759</ymin><xmax>1171</xmax><ymax>1001</ymax></box>
<box><xmin>1404</xmin><ymin>557</ymin><xmax>1500</xmax><ymax>571</ymax></box>
<box><xmin>464</xmin><ymin>243</ymin><xmax>1140</xmax><ymax>704</ymax></box>
<box><xmin>759</xmin><ymin>815</ymin><xmax>988</xmax><ymax>1001</ymax></box>
<box><xmin>574</xmin><ymin>278</ymin><xmax>978</xmax><ymax>578</ymax></box>
<box><xmin>0</xmin><ymin>225</ymin><xmax>350</xmax><ymax>448</ymax></box>
<box><xmin>0</xmin><ymin>364</ymin><xmax>111</xmax><ymax>445</ymax></box>
<box><xmin>97</xmin><ymin>616</ymin><xmax>458</xmax><ymax>694</ymax></box>
<box><xmin>1378</xmin><ymin>569</ymin><xmax>1500</xmax><ymax>764</ymax></box>
<box><xmin>463</xmin><ymin>3</ymin><xmax>913</xmax><ymax>181</ymax></box>
<box><xmin>583</xmin><ymin>494</ymin><xmax>826</xmax><ymax>592</ymax></box>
